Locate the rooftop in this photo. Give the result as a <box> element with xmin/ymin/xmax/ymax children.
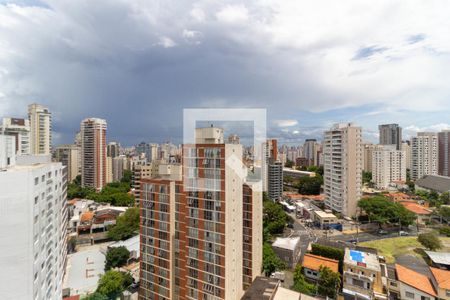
<box><xmin>240</xmin><ymin>276</ymin><xmax>279</xmax><ymax>300</ymax></box>
<box><xmin>425</xmin><ymin>251</ymin><xmax>450</xmax><ymax>266</ymax></box>
<box><xmin>314</xmin><ymin>210</ymin><xmax>337</xmax><ymax>219</ymax></box>
<box><xmin>302</xmin><ymin>253</ymin><xmax>339</xmax><ymax>273</ymax></box>
<box><xmin>416</xmin><ymin>175</ymin><xmax>450</xmax><ymax>193</ymax></box>
<box><xmin>344</xmin><ymin>248</ymin><xmax>381</xmax><ymax>272</ymax></box>
<box><xmin>430</xmin><ymin>267</ymin><xmax>450</xmax><ymax>289</ymax></box>
<box><xmin>395</xmin><ymin>264</ymin><xmax>436</xmax><ymax>297</ymax></box>
<box><xmin>399</xmin><ymin>201</ymin><xmax>432</xmax><ymax>215</ymax></box>
<box><xmin>272</xmin><ymin>237</ymin><xmax>301</xmax><ymax>251</ymax></box>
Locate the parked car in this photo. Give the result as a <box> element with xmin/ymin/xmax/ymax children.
<box><xmin>270</xmin><ymin>271</ymin><xmax>286</xmax><ymax>282</ymax></box>
<box><xmin>399</xmin><ymin>231</ymin><xmax>409</xmax><ymax>236</ymax></box>
<box><xmin>378</xmin><ymin>229</ymin><xmax>388</xmax><ymax>235</ymax></box>
<box><xmin>349</xmin><ymin>238</ymin><xmax>358</xmax><ymax>244</ymax></box>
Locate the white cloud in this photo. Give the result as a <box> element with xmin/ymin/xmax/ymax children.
<box><xmin>157</xmin><ymin>36</ymin><xmax>177</xmax><ymax>48</ymax></box>
<box><xmin>216</xmin><ymin>4</ymin><xmax>249</xmax><ymax>24</ymax></box>
<box><xmin>273</xmin><ymin>119</ymin><xmax>298</xmax><ymax>127</ymax></box>
<box><xmin>182</xmin><ymin>29</ymin><xmax>203</xmax><ymax>44</ymax></box>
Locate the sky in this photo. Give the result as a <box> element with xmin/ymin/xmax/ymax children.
<box><xmin>1</xmin><ymin>0</ymin><xmax>450</xmax><ymax>146</ymax></box>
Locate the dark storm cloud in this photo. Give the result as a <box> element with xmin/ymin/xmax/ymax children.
<box><xmin>1</xmin><ymin>1</ymin><xmax>450</xmax><ymax>146</ymax></box>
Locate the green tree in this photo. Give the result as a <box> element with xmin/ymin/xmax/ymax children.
<box><xmin>438</xmin><ymin>206</ymin><xmax>450</xmax><ymax>219</ymax></box>
<box><xmin>82</xmin><ymin>292</ymin><xmax>108</xmax><ymax>300</ymax></box>
<box><xmin>96</xmin><ymin>270</ymin><xmax>130</xmax><ymax>299</ymax></box>
<box><xmin>439</xmin><ymin>192</ymin><xmax>450</xmax><ymax>205</ymax></box>
<box><xmin>418</xmin><ymin>233</ymin><xmax>443</xmax><ymax>251</ymax></box>
<box><xmin>262</xmin><ymin>243</ymin><xmax>286</xmax><ymax>276</ymax></box>
<box><xmin>318</xmin><ymin>266</ymin><xmax>341</xmax><ymax>299</ymax></box>
<box><xmin>107</xmin><ymin>207</ymin><xmax>140</xmax><ymax>241</ymax></box>
<box><xmin>121</xmin><ymin>170</ymin><xmax>133</xmax><ymax>185</ymax></box>
<box><xmin>263</xmin><ymin>200</ymin><xmax>287</xmax><ymax>235</ymax></box>
<box><xmin>297</xmin><ymin>176</ymin><xmax>322</xmax><ymax>195</ymax></box>
<box><xmin>362</xmin><ymin>171</ymin><xmax>372</xmax><ymax>185</ymax></box>
<box><xmin>105</xmin><ymin>246</ymin><xmax>130</xmax><ymax>270</ymax></box>
<box><xmin>358</xmin><ymin>196</ymin><xmax>415</xmax><ymax>228</ymax></box>
<box><xmin>285</xmin><ymin>160</ymin><xmax>294</xmax><ymax>168</ymax></box>
<box><xmin>292</xmin><ymin>265</ymin><xmax>316</xmax><ymax>295</ymax></box>
<box><xmin>311</xmin><ymin>244</ymin><xmax>344</xmax><ymax>272</ymax></box>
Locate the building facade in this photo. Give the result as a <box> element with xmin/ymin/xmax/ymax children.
<box><xmin>28</xmin><ymin>103</ymin><xmax>52</xmax><ymax>155</ymax></box>
<box><xmin>372</xmin><ymin>145</ymin><xmax>406</xmax><ymax>190</ymax></box>
<box><xmin>0</xmin><ymin>150</ymin><xmax>67</xmax><ymax>300</ymax></box>
<box><xmin>323</xmin><ymin>123</ymin><xmax>362</xmax><ymax>217</ymax></box>
<box><xmin>438</xmin><ymin>130</ymin><xmax>450</xmax><ymax>177</ymax></box>
<box><xmin>411</xmin><ymin>132</ymin><xmax>438</xmax><ymax>181</ymax></box>
<box><xmin>379</xmin><ymin>124</ymin><xmax>402</xmax><ymax>150</ymax></box>
<box><xmin>139</xmin><ymin>127</ymin><xmax>262</xmax><ymax>300</ymax></box>
<box><xmin>0</xmin><ymin>117</ymin><xmax>31</xmax><ymax>155</ymax></box>
<box><xmin>55</xmin><ymin>144</ymin><xmax>80</xmax><ymax>182</ymax></box>
<box><xmin>80</xmin><ymin>118</ymin><xmax>107</xmax><ymax>189</ymax></box>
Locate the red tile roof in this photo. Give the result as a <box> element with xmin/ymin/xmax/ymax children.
<box><xmin>430</xmin><ymin>267</ymin><xmax>450</xmax><ymax>290</ymax></box>
<box><xmin>399</xmin><ymin>201</ymin><xmax>432</xmax><ymax>215</ymax></box>
<box><xmin>302</xmin><ymin>253</ymin><xmax>339</xmax><ymax>273</ymax></box>
<box><xmin>395</xmin><ymin>264</ymin><xmax>436</xmax><ymax>297</ymax></box>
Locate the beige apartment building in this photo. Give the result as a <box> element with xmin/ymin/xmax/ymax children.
<box><xmin>55</xmin><ymin>144</ymin><xmax>80</xmax><ymax>182</ymax></box>
<box><xmin>372</xmin><ymin>145</ymin><xmax>406</xmax><ymax>190</ymax></box>
<box><xmin>28</xmin><ymin>103</ymin><xmax>51</xmax><ymax>155</ymax></box>
<box><xmin>80</xmin><ymin>118</ymin><xmax>107</xmax><ymax>190</ymax></box>
<box><xmin>324</xmin><ymin>123</ymin><xmax>362</xmax><ymax>217</ymax></box>
<box><xmin>0</xmin><ymin>117</ymin><xmax>31</xmax><ymax>155</ymax></box>
<box><xmin>139</xmin><ymin>127</ymin><xmax>262</xmax><ymax>300</ymax></box>
<box><xmin>411</xmin><ymin>132</ymin><xmax>438</xmax><ymax>180</ymax></box>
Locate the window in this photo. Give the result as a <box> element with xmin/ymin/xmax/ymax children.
<box><xmin>35</xmin><ymin>177</ymin><xmax>39</xmax><ymax>185</ymax></box>
<box><xmin>446</xmin><ymin>290</ymin><xmax>450</xmax><ymax>297</ymax></box>
<box><xmin>405</xmin><ymin>291</ymin><xmax>414</xmax><ymax>299</ymax></box>
<box><xmin>34</xmin><ymin>196</ymin><xmax>38</xmax><ymax>205</ymax></box>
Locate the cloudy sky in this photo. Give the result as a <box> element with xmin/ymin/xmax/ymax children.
<box><xmin>1</xmin><ymin>0</ymin><xmax>450</xmax><ymax>145</ymax></box>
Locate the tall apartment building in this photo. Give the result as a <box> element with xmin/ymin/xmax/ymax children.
<box><xmin>372</xmin><ymin>145</ymin><xmax>406</xmax><ymax>190</ymax></box>
<box><xmin>304</xmin><ymin>139</ymin><xmax>318</xmax><ymax>166</ymax></box>
<box><xmin>363</xmin><ymin>144</ymin><xmax>383</xmax><ymax>172</ymax></box>
<box><xmin>411</xmin><ymin>132</ymin><xmax>438</xmax><ymax>181</ymax></box>
<box><xmin>55</xmin><ymin>144</ymin><xmax>80</xmax><ymax>182</ymax></box>
<box><xmin>267</xmin><ymin>160</ymin><xmax>283</xmax><ymax>201</ymax></box>
<box><xmin>132</xmin><ymin>162</ymin><xmax>160</xmax><ymax>201</ymax></box>
<box><xmin>28</xmin><ymin>103</ymin><xmax>52</xmax><ymax>155</ymax></box>
<box><xmin>0</xmin><ymin>117</ymin><xmax>31</xmax><ymax>155</ymax></box>
<box><xmin>112</xmin><ymin>155</ymin><xmax>127</xmax><ymax>182</ymax></box>
<box><xmin>0</xmin><ymin>138</ymin><xmax>67</xmax><ymax>300</ymax></box>
<box><xmin>80</xmin><ymin>118</ymin><xmax>107</xmax><ymax>189</ymax></box>
<box><xmin>324</xmin><ymin>123</ymin><xmax>362</xmax><ymax>217</ymax></box>
<box><xmin>379</xmin><ymin>124</ymin><xmax>402</xmax><ymax>150</ymax></box>
<box><xmin>139</xmin><ymin>127</ymin><xmax>262</xmax><ymax>300</ymax></box>
<box><xmin>401</xmin><ymin>141</ymin><xmax>412</xmax><ymax>170</ymax></box>
<box><xmin>107</xmin><ymin>141</ymin><xmax>120</xmax><ymax>158</ymax></box>
<box><xmin>0</xmin><ymin>135</ymin><xmax>16</xmax><ymax>168</ymax></box>
<box><xmin>438</xmin><ymin>130</ymin><xmax>450</xmax><ymax>177</ymax></box>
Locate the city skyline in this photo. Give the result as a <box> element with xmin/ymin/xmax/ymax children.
<box><xmin>1</xmin><ymin>1</ymin><xmax>450</xmax><ymax>145</ymax></box>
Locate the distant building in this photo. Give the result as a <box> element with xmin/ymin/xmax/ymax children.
<box><xmin>438</xmin><ymin>130</ymin><xmax>450</xmax><ymax>177</ymax></box>
<box><xmin>379</xmin><ymin>124</ymin><xmax>402</xmax><ymax>150</ymax></box>
<box><xmin>112</xmin><ymin>155</ymin><xmax>127</xmax><ymax>182</ymax></box>
<box><xmin>372</xmin><ymin>145</ymin><xmax>406</xmax><ymax>190</ymax></box>
<box><xmin>0</xmin><ymin>134</ymin><xmax>16</xmax><ymax>168</ymax></box>
<box><xmin>55</xmin><ymin>144</ymin><xmax>80</xmax><ymax>182</ymax></box>
<box><xmin>304</xmin><ymin>139</ymin><xmax>319</xmax><ymax>166</ymax></box>
<box><xmin>271</xmin><ymin>237</ymin><xmax>301</xmax><ymax>268</ymax></box>
<box><xmin>0</xmin><ymin>117</ymin><xmax>31</xmax><ymax>155</ymax></box>
<box><xmin>268</xmin><ymin>160</ymin><xmax>283</xmax><ymax>201</ymax></box>
<box><xmin>0</xmin><ymin>147</ymin><xmax>67</xmax><ymax>300</ymax></box>
<box><xmin>80</xmin><ymin>118</ymin><xmax>107</xmax><ymax>189</ymax></box>
<box><xmin>363</xmin><ymin>144</ymin><xmax>383</xmax><ymax>173</ymax></box>
<box><xmin>228</xmin><ymin>134</ymin><xmax>240</xmax><ymax>144</ymax></box>
<box><xmin>402</xmin><ymin>141</ymin><xmax>412</xmax><ymax>170</ymax></box>
<box><xmin>28</xmin><ymin>103</ymin><xmax>52</xmax><ymax>155</ymax></box>
<box><xmin>107</xmin><ymin>141</ymin><xmax>120</xmax><ymax>158</ymax></box>
<box><xmin>425</xmin><ymin>251</ymin><xmax>450</xmax><ymax>270</ymax></box>
<box><xmin>324</xmin><ymin>123</ymin><xmax>362</xmax><ymax>217</ymax></box>
<box><xmin>411</xmin><ymin>132</ymin><xmax>438</xmax><ymax>180</ymax></box>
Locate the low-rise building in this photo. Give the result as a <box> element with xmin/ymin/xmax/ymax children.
<box><xmin>312</xmin><ymin>210</ymin><xmax>339</xmax><ymax>229</ymax></box>
<box><xmin>415</xmin><ymin>175</ymin><xmax>450</xmax><ymax>194</ymax></box>
<box><xmin>430</xmin><ymin>267</ymin><xmax>450</xmax><ymax>300</ymax></box>
<box><xmin>395</xmin><ymin>264</ymin><xmax>437</xmax><ymax>300</ymax></box>
<box><xmin>343</xmin><ymin>248</ymin><xmax>385</xmax><ymax>300</ymax></box>
<box><xmin>425</xmin><ymin>251</ymin><xmax>450</xmax><ymax>270</ymax></box>
<box><xmin>302</xmin><ymin>253</ymin><xmax>339</xmax><ymax>281</ymax></box>
<box><xmin>272</xmin><ymin>237</ymin><xmax>302</xmax><ymax>268</ymax></box>
<box><xmin>399</xmin><ymin>201</ymin><xmax>433</xmax><ymax>224</ymax></box>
